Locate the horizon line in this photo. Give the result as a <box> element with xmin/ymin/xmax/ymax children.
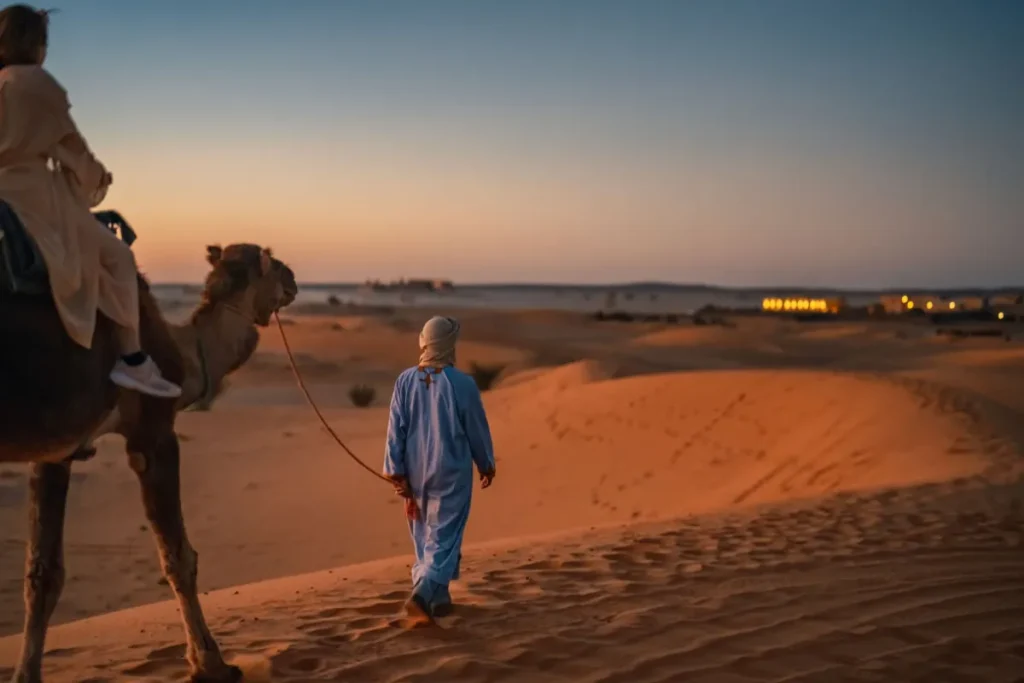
<box><xmin>151</xmin><ymin>281</ymin><xmax>1024</xmax><ymax>295</ymax></box>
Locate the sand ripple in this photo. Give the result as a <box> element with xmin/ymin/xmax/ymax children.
<box><xmin>2</xmin><ymin>478</ymin><xmax>1020</xmax><ymax>682</ymax></box>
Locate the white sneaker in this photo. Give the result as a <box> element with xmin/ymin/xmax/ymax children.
<box><xmin>110</xmin><ymin>357</ymin><xmax>183</xmax><ymax>399</ymax></box>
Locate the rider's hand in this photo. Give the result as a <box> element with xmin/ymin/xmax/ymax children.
<box><xmin>480</xmin><ymin>469</ymin><xmax>495</xmax><ymax>489</ymax></box>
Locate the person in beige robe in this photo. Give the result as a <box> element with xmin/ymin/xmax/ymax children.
<box><xmin>0</xmin><ymin>4</ymin><xmax>180</xmax><ymax>398</ymax></box>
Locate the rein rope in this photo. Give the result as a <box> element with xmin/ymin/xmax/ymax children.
<box><xmin>273</xmin><ymin>312</ymin><xmax>396</xmax><ymax>487</ymax></box>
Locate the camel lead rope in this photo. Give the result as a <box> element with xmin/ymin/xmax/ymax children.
<box><xmin>273</xmin><ymin>313</ymin><xmax>422</xmax><ymax>519</ymax></box>
<box><xmin>273</xmin><ymin>312</ymin><xmax>389</xmax><ymax>482</ymax></box>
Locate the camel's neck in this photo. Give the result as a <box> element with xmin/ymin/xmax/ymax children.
<box><xmin>174</xmin><ymin>299</ymin><xmax>261</xmax><ymax>408</ymax></box>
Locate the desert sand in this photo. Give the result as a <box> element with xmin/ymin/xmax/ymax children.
<box><xmin>1</xmin><ymin>308</ymin><xmax>1022</xmax><ymax>682</ymax></box>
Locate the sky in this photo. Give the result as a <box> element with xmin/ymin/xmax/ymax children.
<box><xmin>44</xmin><ymin>0</ymin><xmax>1024</xmax><ymax>287</ymax></box>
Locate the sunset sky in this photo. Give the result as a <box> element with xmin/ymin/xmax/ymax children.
<box><xmin>47</xmin><ymin>0</ymin><xmax>1022</xmax><ymax>287</ymax></box>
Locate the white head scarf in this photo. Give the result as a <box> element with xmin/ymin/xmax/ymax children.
<box><xmin>418</xmin><ymin>315</ymin><xmax>460</xmax><ymax>368</ymax></box>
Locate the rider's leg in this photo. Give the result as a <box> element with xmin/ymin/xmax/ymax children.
<box><xmin>95</xmin><ymin>224</ymin><xmax>182</xmax><ymax>399</ymax></box>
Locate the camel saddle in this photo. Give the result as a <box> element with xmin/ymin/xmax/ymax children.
<box><xmin>0</xmin><ymin>201</ymin><xmax>137</xmax><ymax>295</ymax></box>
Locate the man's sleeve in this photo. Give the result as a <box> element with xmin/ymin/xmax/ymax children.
<box><xmin>383</xmin><ymin>376</ymin><xmax>408</xmax><ymax>477</ymax></box>
<box><xmin>461</xmin><ymin>379</ymin><xmax>495</xmax><ymax>474</ymax></box>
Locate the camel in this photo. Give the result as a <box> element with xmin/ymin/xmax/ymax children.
<box><xmin>0</xmin><ymin>231</ymin><xmax>298</xmax><ymax>683</ymax></box>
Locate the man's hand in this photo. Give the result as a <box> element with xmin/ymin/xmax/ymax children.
<box><xmin>480</xmin><ymin>469</ymin><xmax>495</xmax><ymax>489</ymax></box>
<box><xmin>404</xmin><ymin>497</ymin><xmax>421</xmax><ymax>522</ymax></box>
<box><xmin>387</xmin><ymin>475</ymin><xmax>412</xmax><ymax>499</ymax></box>
<box><xmin>386</xmin><ymin>475</ymin><xmax>420</xmax><ymax>521</ymax></box>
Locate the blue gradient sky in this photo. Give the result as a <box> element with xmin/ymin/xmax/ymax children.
<box><xmin>44</xmin><ymin>0</ymin><xmax>1023</xmax><ymax>286</ymax></box>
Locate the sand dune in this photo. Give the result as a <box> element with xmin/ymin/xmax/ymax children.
<box><xmin>484</xmin><ymin>370</ymin><xmax>997</xmax><ymax>526</ymax></box>
<box><xmin>632</xmin><ymin>324</ymin><xmax>781</xmax><ymax>351</ymax></box>
<box><xmin>495</xmin><ymin>358</ymin><xmax>618</xmax><ymax>391</ymax></box>
<box><xmin>1</xmin><ymin>311</ymin><xmax>1022</xmax><ymax>681</ymax></box>
<box><xmin>0</xmin><ymin>368</ymin><xmax>1005</xmax><ymax>633</ymax></box>
<box><xmin>1</xmin><ymin>479</ymin><xmax>1020</xmax><ymax>682</ymax></box>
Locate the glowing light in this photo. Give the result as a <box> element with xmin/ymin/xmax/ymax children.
<box><xmin>907</xmin><ymin>301</ymin><xmax>915</xmax><ymax>309</ymax></box>
<box><xmin>949</xmin><ymin>301</ymin><xmax>956</xmax><ymax>310</ymax></box>
<box><xmin>901</xmin><ymin>295</ymin><xmax>909</xmax><ymax>304</ymax></box>
<box><xmin>926</xmin><ymin>301</ymin><xmax>933</xmax><ymax>310</ymax></box>
<box><xmin>761</xmin><ymin>297</ymin><xmax>836</xmax><ymax>314</ymax></box>
<box><xmin>997</xmin><ymin>311</ymin><xmax>1005</xmax><ymax>320</ymax></box>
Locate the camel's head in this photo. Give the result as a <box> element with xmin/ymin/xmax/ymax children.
<box><xmin>203</xmin><ymin>244</ymin><xmax>298</xmax><ymax>326</ymax></box>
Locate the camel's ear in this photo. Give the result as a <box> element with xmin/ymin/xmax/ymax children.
<box><xmin>207</xmin><ymin>245</ymin><xmax>223</xmax><ymax>266</ymax></box>
<box><xmin>259</xmin><ymin>248</ymin><xmax>273</xmax><ymax>275</ymax></box>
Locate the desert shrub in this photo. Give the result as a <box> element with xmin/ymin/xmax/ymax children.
<box><xmin>693</xmin><ymin>305</ymin><xmax>728</xmax><ymax>326</ymax></box>
<box><xmin>327</xmin><ymin>294</ymin><xmax>341</xmax><ymax>306</ymax></box>
<box><xmin>469</xmin><ymin>362</ymin><xmax>505</xmax><ymax>391</ymax></box>
<box><xmin>348</xmin><ymin>384</ymin><xmax>376</xmax><ymax>407</ymax></box>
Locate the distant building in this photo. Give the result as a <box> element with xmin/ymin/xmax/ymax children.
<box><xmin>360</xmin><ymin>278</ymin><xmax>454</xmax><ymax>293</ymax></box>
<box><xmin>958</xmin><ymin>297</ymin><xmax>986</xmax><ymax>311</ymax></box>
<box><xmin>881</xmin><ymin>293</ymin><xmax>1016</xmax><ymax>315</ymax></box>
<box><xmin>761</xmin><ymin>296</ymin><xmax>843</xmax><ymax>314</ymax></box>
<box><xmin>882</xmin><ymin>293</ymin><xmax>965</xmax><ymax>314</ymax></box>
<box><xmin>879</xmin><ymin>295</ymin><xmax>908</xmax><ymax>314</ymax></box>
<box><xmin>989</xmin><ymin>293</ymin><xmax>1023</xmax><ymax>307</ymax></box>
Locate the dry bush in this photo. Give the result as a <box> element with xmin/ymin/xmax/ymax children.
<box><xmin>348</xmin><ymin>384</ymin><xmax>376</xmax><ymax>407</ymax></box>
<box><xmin>469</xmin><ymin>363</ymin><xmax>505</xmax><ymax>391</ymax></box>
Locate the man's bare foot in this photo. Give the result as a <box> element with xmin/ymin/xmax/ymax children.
<box><xmin>400</xmin><ymin>595</ymin><xmax>434</xmax><ymax>629</ymax></box>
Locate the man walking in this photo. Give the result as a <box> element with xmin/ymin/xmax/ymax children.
<box><xmin>383</xmin><ymin>315</ymin><xmax>496</xmax><ymax>622</ymax></box>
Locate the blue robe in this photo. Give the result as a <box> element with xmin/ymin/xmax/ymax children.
<box><xmin>383</xmin><ymin>365</ymin><xmax>495</xmax><ymax>607</ymax></box>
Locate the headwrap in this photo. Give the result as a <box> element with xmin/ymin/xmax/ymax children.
<box><xmin>418</xmin><ymin>315</ymin><xmax>460</xmax><ymax>368</ymax></box>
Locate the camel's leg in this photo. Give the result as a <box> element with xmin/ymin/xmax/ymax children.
<box><xmin>10</xmin><ymin>461</ymin><xmax>71</xmax><ymax>683</ymax></box>
<box><xmin>130</xmin><ymin>431</ymin><xmax>240</xmax><ymax>683</ymax></box>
